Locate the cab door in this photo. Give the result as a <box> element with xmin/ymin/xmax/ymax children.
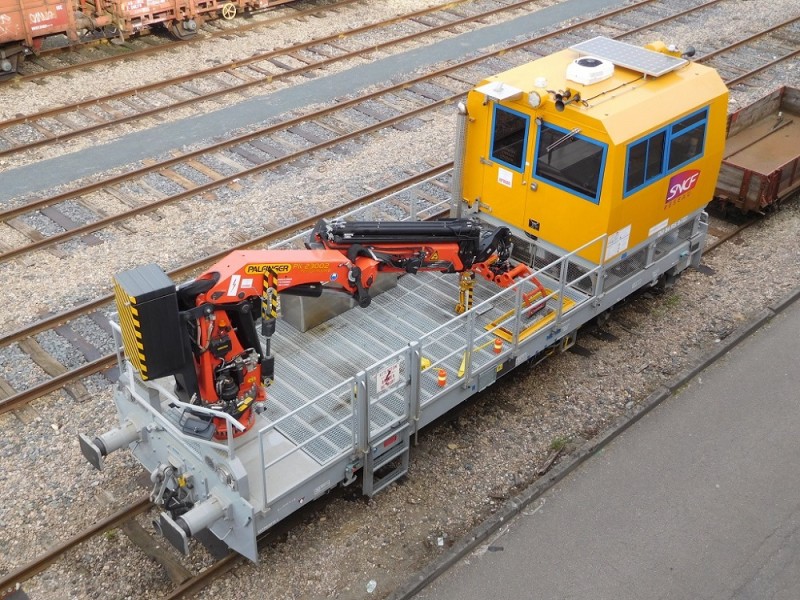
<box><xmin>524</xmin><ymin>120</ymin><xmax>608</xmax><ymax>253</ymax></box>
<box><xmin>476</xmin><ymin>103</ymin><xmax>533</xmax><ymax>230</ymax></box>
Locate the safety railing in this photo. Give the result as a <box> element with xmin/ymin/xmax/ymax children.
<box><xmin>412</xmin><ymin>233</ymin><xmax>607</xmax><ymax>410</ymax></box>
<box><xmin>256</xmin><ymin>341</ymin><xmax>419</xmax><ymax>506</ymax></box>
<box><xmin>257</xmin><ymin>378</ymin><xmax>356</xmax><ymax>505</ymax></box>
<box><xmin>252</xmin><ymin>233</ymin><xmax>607</xmax><ymax>507</ymax></box>
<box><xmin>355</xmin><ymin>344</ymin><xmax>417</xmax><ymax>445</ymax></box>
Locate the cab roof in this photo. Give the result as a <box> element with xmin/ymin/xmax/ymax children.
<box><xmin>475</xmin><ymin>39</ymin><xmax>728</xmax><ymax>143</ymax></box>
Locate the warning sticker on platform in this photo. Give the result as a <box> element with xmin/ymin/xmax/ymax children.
<box><xmin>605</xmin><ymin>224</ymin><xmax>631</xmax><ymax>261</ymax></box>
<box><xmin>497</xmin><ymin>167</ymin><xmax>513</xmax><ymax>188</ymax></box>
<box><xmin>377</xmin><ymin>362</ymin><xmax>401</xmax><ymax>393</ymax></box>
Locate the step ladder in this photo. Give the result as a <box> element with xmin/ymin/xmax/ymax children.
<box><xmin>362</xmin><ymin>423</ymin><xmax>411</xmax><ymax>497</ymax></box>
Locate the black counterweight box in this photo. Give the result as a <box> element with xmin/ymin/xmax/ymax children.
<box><xmin>113</xmin><ymin>264</ymin><xmax>186</xmax><ymax>381</ymax></box>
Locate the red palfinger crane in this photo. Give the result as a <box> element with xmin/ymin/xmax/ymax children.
<box><xmin>113</xmin><ymin>219</ymin><xmax>544</xmax><ymax>438</ymax></box>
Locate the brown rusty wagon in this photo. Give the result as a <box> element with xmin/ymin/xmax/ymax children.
<box><xmin>0</xmin><ymin>0</ymin><xmax>112</xmax><ymax>76</ymax></box>
<box><xmin>0</xmin><ymin>0</ymin><xmax>298</xmax><ymax>78</ymax></box>
<box><xmin>716</xmin><ymin>86</ymin><xmax>800</xmax><ymax>213</ymax></box>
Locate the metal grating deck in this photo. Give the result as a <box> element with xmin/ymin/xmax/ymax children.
<box><xmin>260</xmin><ymin>269</ymin><xmax>588</xmax><ymax>465</ymax></box>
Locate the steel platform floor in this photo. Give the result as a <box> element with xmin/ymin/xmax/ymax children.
<box><xmin>233</xmin><ymin>269</ymin><xmax>588</xmax><ymax>509</ymax></box>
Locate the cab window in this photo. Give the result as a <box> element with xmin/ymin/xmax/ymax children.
<box><xmin>667</xmin><ymin>109</ymin><xmax>707</xmax><ymax>170</ymax></box>
<box><xmin>490</xmin><ymin>105</ymin><xmax>528</xmax><ymax>171</ymax></box>
<box><xmin>534</xmin><ymin>123</ymin><xmax>606</xmax><ymax>204</ymax></box>
<box><xmin>625</xmin><ymin>107</ymin><xmax>708</xmax><ymax>196</ymax></box>
<box><xmin>625</xmin><ymin>131</ymin><xmax>666</xmax><ymax>193</ymax></box>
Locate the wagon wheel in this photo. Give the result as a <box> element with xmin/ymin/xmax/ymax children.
<box><xmin>220</xmin><ymin>3</ymin><xmax>237</xmax><ymax>20</ymax></box>
<box><xmin>0</xmin><ymin>53</ymin><xmax>22</xmax><ymax>81</ymax></box>
<box><xmin>103</xmin><ymin>24</ymin><xmax>120</xmax><ymax>38</ymax></box>
<box><xmin>169</xmin><ymin>20</ymin><xmax>198</xmax><ymax>40</ymax></box>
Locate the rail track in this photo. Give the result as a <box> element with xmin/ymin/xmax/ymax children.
<box><xmin>699</xmin><ymin>18</ymin><xmax>800</xmax><ymax>87</ymax></box>
<box><xmin>0</xmin><ymin>164</ymin><xmax>453</xmax><ymax>415</ymax></box>
<box><xmin>8</xmin><ymin>0</ymin><xmax>364</xmax><ymax>80</ymax></box>
<box><xmin>1</xmin><ymin>1</ymin><xmax>798</xmax><ymax>598</ymax></box>
<box><xmin>2</xmin><ymin>4</ymin><xmax>794</xmax><ymax>260</ymax></box>
<box><xmin>3</xmin><ymin>0</ymin><xmax>780</xmax><ymax>409</ymax></box>
<box><xmin>2</xmin><ymin>3</ymin><xmax>793</xmax><ymax>263</ymax></box>
<box><xmin>0</xmin><ymin>0</ymin><xmax>556</xmax><ymax>158</ymax></box>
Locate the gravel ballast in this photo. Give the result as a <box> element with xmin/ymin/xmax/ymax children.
<box><xmin>1</xmin><ymin>0</ymin><xmax>799</xmax><ymax>598</ymax></box>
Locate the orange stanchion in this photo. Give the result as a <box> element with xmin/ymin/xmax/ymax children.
<box><xmin>493</xmin><ymin>338</ymin><xmax>503</xmax><ymax>354</ymax></box>
<box><xmin>437</xmin><ymin>368</ymin><xmax>447</xmax><ymax>387</ymax></box>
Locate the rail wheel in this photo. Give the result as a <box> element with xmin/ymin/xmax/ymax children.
<box><xmin>103</xmin><ymin>24</ymin><xmax>120</xmax><ymax>38</ymax></box>
<box><xmin>169</xmin><ymin>19</ymin><xmax>198</xmax><ymax>40</ymax></box>
<box><xmin>594</xmin><ymin>308</ymin><xmax>612</xmax><ymax>327</ymax></box>
<box><xmin>220</xmin><ymin>3</ymin><xmax>237</xmax><ymax>20</ymax></box>
<box><xmin>0</xmin><ymin>52</ymin><xmax>22</xmax><ymax>81</ymax></box>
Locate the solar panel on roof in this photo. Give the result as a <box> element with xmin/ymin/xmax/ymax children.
<box><xmin>570</xmin><ymin>37</ymin><xmax>687</xmax><ymax>77</ymax></box>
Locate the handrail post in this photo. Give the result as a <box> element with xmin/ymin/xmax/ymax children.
<box><xmin>511</xmin><ymin>285</ymin><xmax>524</xmax><ymax>352</ymax></box>
<box><xmin>556</xmin><ymin>256</ymin><xmax>569</xmax><ymax>324</ymax></box>
<box><xmin>408</xmin><ymin>341</ymin><xmax>422</xmax><ymax>443</ymax></box>
<box><xmin>355</xmin><ymin>371</ymin><xmax>369</xmax><ymax>455</ymax></box>
<box><xmin>462</xmin><ymin>309</ymin><xmax>476</xmax><ymax>386</ymax></box>
<box><xmin>260</xmin><ymin>430</ymin><xmax>268</xmax><ymax>505</ymax></box>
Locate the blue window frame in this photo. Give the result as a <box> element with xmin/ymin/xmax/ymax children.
<box><xmin>533</xmin><ymin>122</ymin><xmax>607</xmax><ymax>204</ymax></box>
<box><xmin>490</xmin><ymin>105</ymin><xmax>529</xmax><ymax>172</ymax></box>
<box><xmin>625</xmin><ymin>107</ymin><xmax>708</xmax><ymax>197</ymax></box>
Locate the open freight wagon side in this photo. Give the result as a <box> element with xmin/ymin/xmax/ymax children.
<box><xmin>0</xmin><ymin>0</ymin><xmax>299</xmax><ymax>77</ymax></box>
<box><xmin>715</xmin><ymin>86</ymin><xmax>800</xmax><ymax>213</ymax></box>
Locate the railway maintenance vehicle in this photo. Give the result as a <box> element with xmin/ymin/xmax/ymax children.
<box><xmin>80</xmin><ymin>36</ymin><xmax>729</xmax><ymax>561</ymax></box>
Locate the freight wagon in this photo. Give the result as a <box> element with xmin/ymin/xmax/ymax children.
<box><xmin>715</xmin><ymin>86</ymin><xmax>800</xmax><ymax>213</ymax></box>
<box><xmin>0</xmin><ymin>0</ymin><xmax>298</xmax><ymax>78</ymax></box>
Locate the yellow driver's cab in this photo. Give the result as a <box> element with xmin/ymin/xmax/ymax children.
<box><xmin>459</xmin><ymin>37</ymin><xmax>729</xmax><ymax>264</ymax></box>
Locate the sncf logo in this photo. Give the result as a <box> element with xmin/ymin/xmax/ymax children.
<box><xmin>666</xmin><ymin>170</ymin><xmax>700</xmax><ymax>203</ymax></box>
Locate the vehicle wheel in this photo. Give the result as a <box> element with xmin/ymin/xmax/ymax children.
<box><xmin>103</xmin><ymin>24</ymin><xmax>120</xmax><ymax>38</ymax></box>
<box><xmin>594</xmin><ymin>308</ymin><xmax>612</xmax><ymax>327</ymax></box>
<box><xmin>220</xmin><ymin>3</ymin><xmax>237</xmax><ymax>20</ymax></box>
<box><xmin>0</xmin><ymin>53</ymin><xmax>22</xmax><ymax>80</ymax></box>
<box><xmin>169</xmin><ymin>19</ymin><xmax>198</xmax><ymax>40</ymax></box>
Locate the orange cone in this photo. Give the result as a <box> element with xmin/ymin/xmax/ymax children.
<box><xmin>437</xmin><ymin>368</ymin><xmax>447</xmax><ymax>387</ymax></box>
<box><xmin>493</xmin><ymin>338</ymin><xmax>503</xmax><ymax>354</ymax></box>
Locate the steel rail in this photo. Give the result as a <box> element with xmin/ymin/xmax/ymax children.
<box><xmin>725</xmin><ymin>47</ymin><xmax>800</xmax><ymax>87</ymax></box>
<box><xmin>18</xmin><ymin>0</ymin><xmax>364</xmax><ymax>83</ymax></box>
<box><xmin>705</xmin><ymin>218</ymin><xmax>760</xmax><ymax>253</ymax></box>
<box><xmin>165</xmin><ymin>553</ymin><xmax>239</xmax><ymax>599</ymax></box>
<box><xmin>0</xmin><ymin>496</ymin><xmax>151</xmax><ymax>595</ymax></box>
<box><xmin>621</xmin><ymin>0</ymin><xmax>725</xmax><ymax>35</ymax></box>
<box><xmin>697</xmin><ymin>16</ymin><xmax>800</xmax><ymax>61</ymax></box>
<box><xmin>0</xmin><ymin>0</ymin><xmax>543</xmax><ymax>154</ymax></box>
<box><xmin>0</xmin><ymin>0</ymin><xmax>668</xmax><ymax>251</ymax></box>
